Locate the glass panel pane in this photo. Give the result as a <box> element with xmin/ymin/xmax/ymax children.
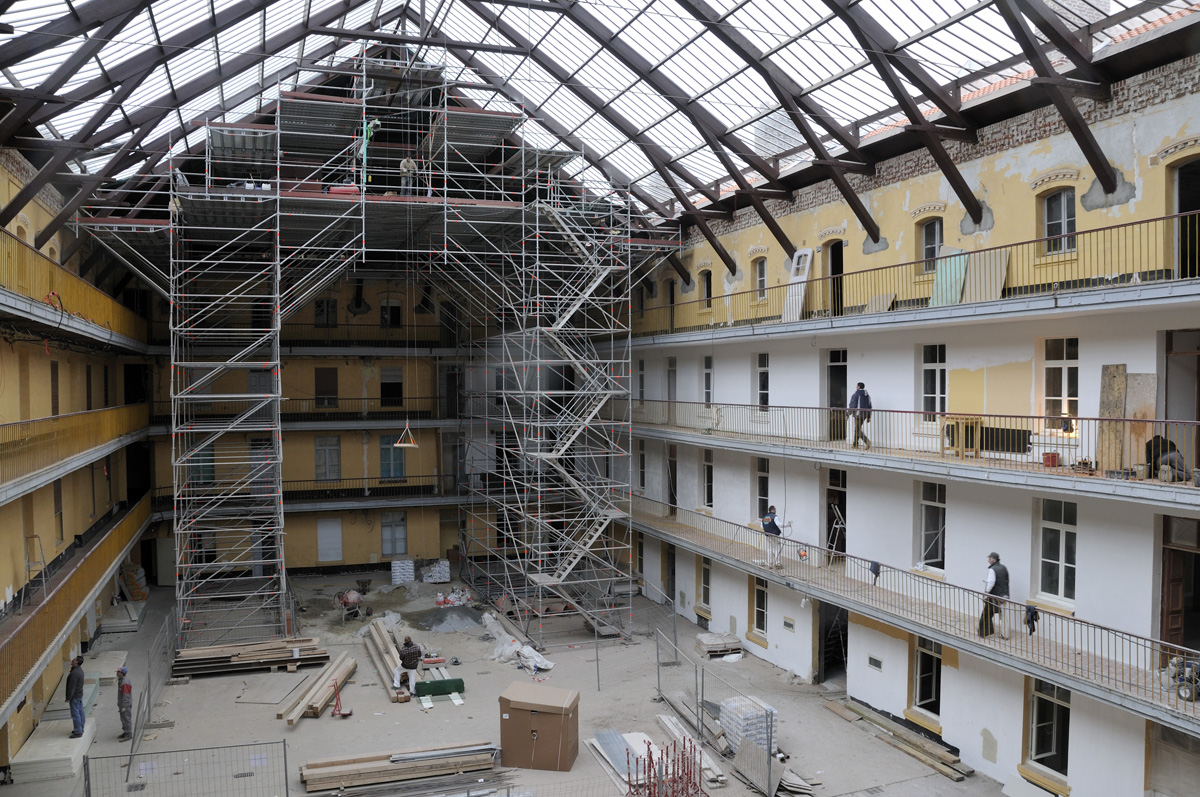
<box><xmin>1041</xmin><ymin>562</ymin><xmax>1059</xmax><ymax>595</ymax></box>
<box><xmin>1045</xmin><ymin>368</ymin><xmax>1062</xmax><ymax>397</ymax></box>
<box><xmin>1065</xmin><ymin>338</ymin><xmax>1078</xmax><ymax>360</ymax></box>
<box><xmin>1046</xmin><ymin>339</ymin><xmax>1064</xmax><ymax>360</ymax></box>
<box><xmin>1042</xmin><ymin>526</ymin><xmax>1060</xmax><ymax>557</ymax></box>
<box><xmin>1043</xmin><ymin>500</ymin><xmax>1062</xmax><ymax>523</ymax></box>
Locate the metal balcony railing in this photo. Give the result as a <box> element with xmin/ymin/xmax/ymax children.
<box><xmin>631</xmin><ymin>210</ymin><xmax>1200</xmax><ymax>337</ymax></box>
<box><xmin>629</xmin><ymin>495</ymin><xmax>1200</xmax><ymax>734</ymax></box>
<box><xmin>618</xmin><ymin>399</ymin><xmax>1199</xmax><ymax>490</ymax></box>
<box><xmin>148</xmin><ymin>320</ymin><xmax>485</xmax><ymax>347</ymax></box>
<box><xmin>149</xmin><ymin>396</ymin><xmax>455</xmax><ymax>425</ymax></box>
<box><xmin>0</xmin><ymin>496</ymin><xmax>150</xmax><ymax>709</ymax></box>
<box><xmin>151</xmin><ymin>474</ymin><xmax>461</xmax><ymax>508</ymax></box>
<box><xmin>0</xmin><ymin>230</ymin><xmax>147</xmax><ymax>341</ymax></box>
<box><xmin>0</xmin><ymin>404</ymin><xmax>150</xmax><ymax>488</ymax></box>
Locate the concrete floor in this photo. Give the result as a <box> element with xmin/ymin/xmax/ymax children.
<box><xmin>5</xmin><ymin>573</ymin><xmax>1007</xmax><ymax>797</ymax></box>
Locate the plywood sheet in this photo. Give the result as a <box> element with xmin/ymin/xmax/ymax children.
<box><xmin>864</xmin><ymin>293</ymin><xmax>895</xmax><ymax>314</ymax></box>
<box><xmin>962</xmin><ymin>249</ymin><xmax>1010</xmax><ymax>303</ymax></box>
<box><xmin>947</xmin><ymin>368</ymin><xmax>985</xmax><ymax>414</ymax></box>
<box><xmin>1124</xmin><ymin>373</ymin><xmax>1158</xmax><ymax>470</ymax></box>
<box><xmin>930</xmin><ymin>248</ymin><xmax>967</xmax><ymax>307</ymax></box>
<box><xmin>1096</xmin><ymin>364</ymin><xmax>1127</xmax><ymax>472</ymax></box>
<box><xmin>235</xmin><ymin>672</ymin><xmax>309</xmax><ymax>704</ymax></box>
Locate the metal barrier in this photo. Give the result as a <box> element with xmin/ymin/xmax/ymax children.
<box><xmin>0</xmin><ymin>404</ymin><xmax>150</xmax><ymax>488</ymax></box>
<box><xmin>633</xmin><ymin>495</ymin><xmax>1200</xmax><ymax>728</ymax></box>
<box><xmin>0</xmin><ymin>496</ymin><xmax>150</xmax><ymax>708</ymax></box>
<box><xmin>655</xmin><ymin>629</ymin><xmax>775</xmax><ymax>794</ymax></box>
<box><xmin>130</xmin><ymin>613</ymin><xmax>177</xmax><ymax>757</ymax></box>
<box><xmin>618</xmin><ymin>399</ymin><xmax>1199</xmax><ymax>490</ymax></box>
<box><xmin>84</xmin><ymin>740</ymin><xmax>287</xmax><ymax>797</ymax></box>
<box><xmin>632</xmin><ymin>210</ymin><xmax>1200</xmax><ymax>337</ymax></box>
<box><xmin>0</xmin><ymin>230</ymin><xmax>147</xmax><ymax>341</ymax></box>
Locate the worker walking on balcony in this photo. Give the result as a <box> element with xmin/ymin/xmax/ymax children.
<box><xmin>66</xmin><ymin>656</ymin><xmax>85</xmax><ymax>738</ymax></box>
<box><xmin>979</xmin><ymin>552</ymin><xmax>1010</xmax><ymax>639</ymax></box>
<box><xmin>116</xmin><ymin>666</ymin><xmax>133</xmax><ymax>741</ymax></box>
<box><xmin>849</xmin><ymin>382</ymin><xmax>872</xmax><ymax>450</ymax></box>
<box><xmin>761</xmin><ymin>505</ymin><xmax>785</xmax><ymax>568</ymax></box>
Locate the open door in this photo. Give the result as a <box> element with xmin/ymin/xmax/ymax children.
<box><xmin>1177</xmin><ymin>161</ymin><xmax>1200</xmax><ymax>279</ymax></box>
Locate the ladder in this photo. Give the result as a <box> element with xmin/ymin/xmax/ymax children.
<box><xmin>23</xmin><ymin>535</ymin><xmax>48</xmax><ymax>610</ymax></box>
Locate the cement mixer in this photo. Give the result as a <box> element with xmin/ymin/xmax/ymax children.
<box><xmin>335</xmin><ymin>589</ymin><xmax>371</xmax><ymax>623</ymax></box>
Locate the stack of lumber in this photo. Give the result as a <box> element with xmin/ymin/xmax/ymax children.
<box><xmin>362</xmin><ymin>618</ymin><xmax>408</xmax><ymax>701</ymax></box>
<box><xmin>279</xmin><ymin>652</ymin><xmax>357</xmax><ymax>725</ymax></box>
<box><xmin>172</xmin><ymin>638</ymin><xmax>329</xmax><ymax>677</ymax></box>
<box><xmin>695</xmin><ymin>632</ymin><xmax>742</xmax><ymax>658</ymax></box>
<box><xmin>833</xmin><ymin>699</ymin><xmax>974</xmax><ymax>781</ymax></box>
<box><xmin>101</xmin><ymin>600</ymin><xmax>147</xmax><ymax>632</ymax></box>
<box><xmin>656</xmin><ymin>714</ymin><xmax>726</xmax><ymax>787</ymax></box>
<box><xmin>9</xmin><ymin>719</ymin><xmax>95</xmax><ymax>782</ymax></box>
<box><xmin>298</xmin><ymin>741</ymin><xmax>496</xmax><ymax>792</ymax></box>
<box><xmin>120</xmin><ymin>562</ymin><xmax>148</xmax><ymax>601</ymax></box>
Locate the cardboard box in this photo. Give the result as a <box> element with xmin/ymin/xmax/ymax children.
<box><xmin>498</xmin><ymin>681</ymin><xmax>580</xmax><ymax>771</ymax></box>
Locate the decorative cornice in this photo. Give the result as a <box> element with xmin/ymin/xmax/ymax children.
<box><xmin>747</xmin><ymin>245</ymin><xmax>769</xmax><ymax>256</ymax></box>
<box><xmin>909</xmin><ymin>201</ymin><xmax>946</xmax><ymax>219</ymax></box>
<box><xmin>1029</xmin><ymin>168</ymin><xmax>1080</xmax><ymax>191</ymax></box>
<box><xmin>817</xmin><ymin>225</ymin><xmax>845</xmax><ymax>240</ymax></box>
<box><xmin>695</xmin><ymin>259</ymin><xmax>712</xmax><ymax>269</ymax></box>
<box><xmin>1156</xmin><ymin>136</ymin><xmax>1200</xmax><ymax>163</ymax></box>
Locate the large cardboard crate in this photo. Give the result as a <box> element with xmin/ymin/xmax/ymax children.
<box><xmin>498</xmin><ymin>682</ymin><xmax>580</xmax><ymax>771</ymax></box>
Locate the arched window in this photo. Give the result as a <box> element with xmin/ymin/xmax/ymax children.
<box><xmin>753</xmin><ymin>257</ymin><xmax>767</xmax><ymax>299</ymax></box>
<box><xmin>700</xmin><ymin>269</ymin><xmax>712</xmax><ymax>309</ymax></box>
<box><xmin>1042</xmin><ymin>188</ymin><xmax>1076</xmax><ymax>254</ymax></box>
<box><xmin>919</xmin><ymin>218</ymin><xmax>943</xmax><ymax>273</ymax></box>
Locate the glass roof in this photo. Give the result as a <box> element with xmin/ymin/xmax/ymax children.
<box><xmin>0</xmin><ymin>0</ymin><xmax>1193</xmax><ymax>222</ymax></box>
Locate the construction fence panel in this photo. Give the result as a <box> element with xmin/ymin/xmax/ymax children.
<box><xmin>85</xmin><ymin>741</ymin><xmax>287</xmax><ymax>797</ymax></box>
<box><xmin>591</xmin><ymin>583</ymin><xmax>677</xmax><ymax>693</ymax></box>
<box><xmin>131</xmin><ymin>613</ymin><xmax>177</xmax><ymax>756</ymax></box>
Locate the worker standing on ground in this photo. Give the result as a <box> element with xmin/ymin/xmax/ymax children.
<box><xmin>849</xmin><ymin>382</ymin><xmax>872</xmax><ymax>450</ymax></box>
<box><xmin>116</xmin><ymin>666</ymin><xmax>133</xmax><ymax>741</ymax></box>
<box><xmin>66</xmin><ymin>656</ymin><xmax>85</xmax><ymax>738</ymax></box>
<box><xmin>397</xmin><ymin>635</ymin><xmax>422</xmax><ymax>693</ymax></box>
<box><xmin>761</xmin><ymin>505</ymin><xmax>785</xmax><ymax>568</ymax></box>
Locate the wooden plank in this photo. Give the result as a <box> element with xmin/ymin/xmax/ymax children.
<box><xmin>285</xmin><ymin>653</ymin><xmax>346</xmax><ymax>724</ymax></box>
<box><xmin>871</xmin><ymin>731</ymin><xmax>964</xmax><ymax>782</ymax></box>
<box><xmin>840</xmin><ymin>701</ymin><xmax>964</xmax><ymax>768</ymax></box>
<box><xmin>300</xmin><ymin>740</ymin><xmax>493</xmax><ymax>771</ymax></box>
<box><xmin>275</xmin><ymin>674</ymin><xmax>315</xmax><ymax>719</ymax></box>
<box><xmin>1096</xmin><ymin>363</ymin><xmax>1127</xmax><ymax>473</ymax></box>
<box><xmin>823</xmin><ymin>701</ymin><xmax>861</xmax><ymax>723</ymax></box>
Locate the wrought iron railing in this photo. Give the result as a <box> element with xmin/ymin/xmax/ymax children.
<box><xmin>630</xmin><ymin>495</ymin><xmax>1200</xmax><ymax>727</ymax></box>
<box><xmin>617</xmin><ymin>399</ymin><xmax>1199</xmax><ymax>488</ymax></box>
<box><xmin>0</xmin><ymin>230</ymin><xmax>147</xmax><ymax>341</ymax></box>
<box><xmin>151</xmin><ymin>474</ymin><xmax>460</xmax><ymax>508</ymax></box>
<box><xmin>149</xmin><ymin>396</ymin><xmax>454</xmax><ymax>424</ymax></box>
<box><xmin>631</xmin><ymin>210</ymin><xmax>1200</xmax><ymax>336</ymax></box>
<box><xmin>0</xmin><ymin>404</ymin><xmax>150</xmax><ymax>488</ymax></box>
<box><xmin>147</xmin><ymin>319</ymin><xmax>486</xmax><ymax>346</ymax></box>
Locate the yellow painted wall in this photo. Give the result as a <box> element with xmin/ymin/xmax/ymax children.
<box><xmin>947</xmin><ymin>360</ymin><xmax>1033</xmax><ymax>416</ymax></box>
<box><xmin>283</xmin><ymin>505</ymin><xmax>448</xmax><ymax>567</ymax></box>
<box><xmin>0</xmin><ymin>155</ymin><xmax>78</xmax><ymax>268</ymax></box>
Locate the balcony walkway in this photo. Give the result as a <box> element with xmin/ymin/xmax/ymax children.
<box><xmin>624</xmin><ymin>400</ymin><xmax>1200</xmax><ymax>507</ymax></box>
<box><xmin>629</xmin><ymin>497</ymin><xmax>1200</xmax><ymax>736</ymax></box>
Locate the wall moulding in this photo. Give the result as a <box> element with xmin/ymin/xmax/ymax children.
<box><xmin>1155</xmin><ymin>136</ymin><xmax>1200</xmax><ymax>165</ymax></box>
<box><xmin>748</xmin><ymin>245</ymin><xmax>769</xmax><ymax>255</ymax></box>
<box><xmin>910</xmin><ymin>202</ymin><xmax>947</xmax><ymax>219</ymax></box>
<box><xmin>1029</xmin><ymin>168</ymin><xmax>1080</xmax><ymax>191</ymax></box>
<box><xmin>817</xmin><ymin>225</ymin><xmax>846</xmax><ymax>241</ymax></box>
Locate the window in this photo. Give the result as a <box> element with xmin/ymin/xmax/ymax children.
<box><xmin>637</xmin><ymin>439</ymin><xmax>646</xmax><ymax>489</ymax></box>
<box><xmin>1043</xmin><ymin>338</ymin><xmax>1078</xmax><ymax>419</ymax></box>
<box><xmin>103</xmin><ymin>365</ymin><xmax>110</xmax><ymax>408</ymax></box>
<box><xmin>702</xmin><ymin>449</ymin><xmax>714</xmax><ymax>508</ymax></box>
<box><xmin>921</xmin><ymin>218</ymin><xmax>943</xmax><ymax>273</ymax></box>
<box><xmin>50</xmin><ymin>360</ymin><xmax>59</xmax><ymax>415</ymax></box>
<box><xmin>637</xmin><ymin>359</ymin><xmax>645</xmax><ymax>403</ymax></box>
<box><xmin>314</xmin><ymin>367</ymin><xmax>338</xmax><ymax>409</ymax></box>
<box><xmin>752</xmin><ymin>576</ymin><xmax>768</xmax><ymax>635</ymax></box>
<box><xmin>380</xmin><ymin>435</ymin><xmax>406</xmax><ymax>479</ymax></box>
<box><xmin>188</xmin><ymin>444</ymin><xmax>215</xmax><ymax>485</ymax></box>
<box><xmin>755</xmin><ymin>353</ymin><xmax>769</xmax><ymax>411</ymax></box>
<box><xmin>633</xmin><ymin>285</ymin><xmax>644</xmax><ymax>317</ymax></box>
<box><xmin>315</xmin><ymin>436</ymin><xmax>341</xmax><ymax>481</ymax></box>
<box><xmin>703</xmin><ymin>356</ymin><xmax>713</xmax><ymax>406</ymax></box>
<box><xmin>250</xmin><ymin>437</ymin><xmax>272</xmax><ymax>494</ymax></box>
<box><xmin>1044</xmin><ymin>188</ymin><xmax>1076</xmax><ymax>253</ymax></box>
<box><xmin>382</xmin><ymin>511</ymin><xmax>407</xmax><ymax>557</ymax></box>
<box><xmin>919</xmin><ymin>482</ymin><xmax>946</xmax><ymax>570</ymax></box>
<box><xmin>699</xmin><ymin>557</ymin><xmax>712</xmax><ymax>609</ymax></box>
<box><xmin>700</xmin><ymin>270</ymin><xmax>713</xmax><ymax>309</ymax></box>
<box><xmin>86</xmin><ymin>365</ymin><xmax>93</xmax><ymax>410</ymax></box>
<box><xmin>921</xmin><ymin>344</ymin><xmax>946</xmax><ymax>421</ymax></box>
<box><xmin>636</xmin><ymin>531</ymin><xmax>644</xmax><ymax>575</ymax></box>
<box><xmin>315</xmin><ymin>298</ymin><xmax>337</xmax><ymax>328</ymax></box>
<box><xmin>317</xmin><ymin>518</ymin><xmax>342</xmax><ymax>562</ymax></box>
<box><xmin>381</xmin><ymin>302</ymin><xmax>404</xmax><ymax>327</ymax></box>
<box><xmin>381</xmin><ymin>367</ymin><xmax>404</xmax><ymax>407</ymax></box>
<box><xmin>913</xmin><ymin>638</ymin><xmax>942</xmax><ymax>716</ymax></box>
<box><xmin>53</xmin><ymin>479</ymin><xmax>64</xmax><ymax>543</ymax></box>
<box><xmin>756</xmin><ymin>457</ymin><xmax>770</xmax><ymax>519</ymax></box>
<box><xmin>1029</xmin><ymin>679</ymin><xmax>1071</xmax><ymax>776</ymax></box>
<box><xmin>1038</xmin><ymin>500</ymin><xmax>1077</xmax><ymax>602</ymax></box>
<box><xmin>754</xmin><ymin>257</ymin><xmax>767</xmax><ymax>299</ymax></box>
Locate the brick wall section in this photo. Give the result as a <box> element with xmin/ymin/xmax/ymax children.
<box><xmin>688</xmin><ymin>53</ymin><xmax>1200</xmax><ymax>244</ymax></box>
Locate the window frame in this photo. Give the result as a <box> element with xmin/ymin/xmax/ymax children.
<box><xmin>380</xmin><ymin>366</ymin><xmax>404</xmax><ymax>408</ymax></box>
<box><xmin>314</xmin><ymin>297</ymin><xmax>337</xmax><ymax>328</ymax></box>
<box><xmin>1043</xmin><ymin>188</ymin><xmax>1077</xmax><ymax>254</ymax></box>
<box><xmin>637</xmin><ymin>439</ymin><xmax>646</xmax><ymax>490</ymax></box>
<box><xmin>382</xmin><ymin>510</ymin><xmax>408</xmax><ymax>557</ymax></box>
<box><xmin>752</xmin><ymin>576</ymin><xmax>768</xmax><ymax>635</ymax></box>
<box><xmin>1042</xmin><ymin>337</ymin><xmax>1079</xmax><ymax>420</ymax></box>
<box><xmin>753</xmin><ymin>257</ymin><xmax>767</xmax><ymax>299</ymax></box>
<box><xmin>918</xmin><ymin>481</ymin><xmax>947</xmax><ymax>571</ymax></box>
<box><xmin>913</xmin><ymin>637</ymin><xmax>943</xmax><ymax>716</ymax></box>
<box><xmin>314</xmin><ymin>435</ymin><xmax>341</xmax><ymax>481</ymax></box>
<box><xmin>314</xmin><ymin>367</ymin><xmax>339</xmax><ymax>409</ymax></box>
<box><xmin>700</xmin><ymin>269</ymin><xmax>713</xmax><ymax>310</ymax></box>
<box><xmin>699</xmin><ymin>556</ymin><xmax>712</xmax><ymax>610</ymax></box>
<box><xmin>1038</xmin><ymin>499</ymin><xmax>1077</xmax><ymax>603</ymax></box>
<box><xmin>702</xmin><ymin>448</ymin><xmax>714</xmax><ymax>509</ymax></box>
<box><xmin>1028</xmin><ymin>678</ymin><xmax>1071</xmax><ymax>777</ymax></box>
<box><xmin>920</xmin><ymin>217</ymin><xmax>943</xmax><ymax>273</ymax></box>
<box><xmin>756</xmin><ymin>457</ymin><xmax>770</xmax><ymax>519</ymax></box>
<box><xmin>755</xmin><ymin>353</ymin><xmax>769</xmax><ymax>411</ymax></box>
<box><xmin>637</xmin><ymin>359</ymin><xmax>645</xmax><ymax>403</ymax></box>
<box><xmin>921</xmin><ymin>344</ymin><xmax>947</xmax><ymax>422</ymax></box>
<box><xmin>380</xmin><ymin>435</ymin><xmax>407</xmax><ymax>480</ymax></box>
<box><xmin>703</xmin><ymin>355</ymin><xmax>713</xmax><ymax>407</ymax></box>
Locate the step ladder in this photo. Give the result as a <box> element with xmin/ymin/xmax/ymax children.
<box><xmin>23</xmin><ymin>535</ymin><xmax>48</xmax><ymax>611</ymax></box>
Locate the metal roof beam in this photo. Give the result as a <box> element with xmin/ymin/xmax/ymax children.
<box><xmin>548</xmin><ymin>0</ymin><xmax>784</xmax><ymax>190</ymax></box>
<box><xmin>0</xmin><ymin>0</ymin><xmax>156</xmax><ymax>70</ymax></box>
<box><xmin>311</xmin><ymin>26</ymin><xmax>531</xmax><ymax>55</ymax></box>
<box><xmin>1010</xmin><ymin>0</ymin><xmax>1107</xmax><ymax>83</ymax></box>
<box><xmin>77</xmin><ymin>248</ymin><xmax>105</xmax><ymax>279</ymax></box>
<box><xmin>994</xmin><ymin>0</ymin><xmax>1117</xmax><ymax>194</ymax></box>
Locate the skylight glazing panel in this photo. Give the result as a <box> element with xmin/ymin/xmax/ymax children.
<box><xmin>607</xmin><ymin>83</ymin><xmax>675</xmax><ymax>131</ymax></box>
<box><xmin>536</xmin><ymin>20</ymin><xmax>604</xmax><ymax>75</ymax></box>
<box><xmin>152</xmin><ymin>0</ymin><xmax>208</xmax><ymax>43</ymax></box>
<box><xmin>123</xmin><ymin>64</ymin><xmax>179</xmax><ymax>121</ymax></box>
<box><xmin>643</xmin><ymin>112</ymin><xmax>705</xmax><ymax>158</ymax></box>
<box><xmin>164</xmin><ymin>45</ymin><xmax>216</xmax><ymax>90</ymax></box>
<box><xmin>437</xmin><ymin>2</ymin><xmax>498</xmax><ymax>45</ymax></box>
<box><xmin>574</xmin><ymin>115</ymin><xmax>632</xmax><ymax>160</ymax></box>
<box><xmin>217</xmin><ymin>15</ymin><xmax>265</xmax><ymax>58</ymax></box>
<box><xmin>265</xmin><ymin>0</ymin><xmax>310</xmax><ymax>40</ymax></box>
<box><xmin>773</xmin><ymin>27</ymin><xmax>864</xmax><ymax>90</ymax></box>
<box><xmin>213</xmin><ymin>0</ymin><xmax>251</xmax><ymax>14</ymax></box>
<box><xmin>806</xmin><ymin>68</ymin><xmax>896</xmax><ymax>127</ymax></box>
<box><xmin>87</xmin><ymin>9</ymin><xmax>156</xmax><ymax>78</ymax></box>
<box><xmin>571</xmin><ymin>49</ymin><xmax>638</xmax><ymax>105</ymax></box>
<box><xmin>584</xmin><ymin>0</ymin><xmax>645</xmax><ymax>39</ymax></box>
<box><xmin>603</xmin><ymin>141</ymin><xmax>656</xmax><ymax>184</ymax></box>
<box><xmin>473</xmin><ymin>51</ymin><xmax>532</xmax><ymax>83</ymax></box>
<box><xmin>674</xmin><ymin>148</ymin><xmax>729</xmax><ymax>186</ymax></box>
<box><xmin>488</xmin><ymin>6</ymin><xmax>562</xmax><ymax>46</ymax></box>
<box><xmin>1</xmin><ymin>0</ymin><xmax>70</xmax><ymax>34</ymax></box>
<box><xmin>9</xmin><ymin>37</ymin><xmax>79</xmax><ymax>87</ymax></box>
<box><xmin>854</xmin><ymin>0</ymin><xmax>944</xmax><ymax>42</ymax></box>
<box><xmin>341</xmin><ymin>2</ymin><xmax>379</xmax><ymax>29</ymax></box>
<box><xmin>617</xmin><ymin>6</ymin><xmax>702</xmax><ymax>68</ymax></box>
<box><xmin>693</xmin><ymin>72</ymin><xmax>773</xmax><ymax>129</ymax></box>
<box><xmin>655</xmin><ymin>37</ymin><xmax>749</xmax><ymax>100</ymax></box>
<box><xmin>541</xmin><ymin>88</ymin><xmax>596</xmax><ymax>132</ymax></box>
<box><xmin>725</xmin><ymin>0</ymin><xmax>831</xmax><ymax>49</ymax></box>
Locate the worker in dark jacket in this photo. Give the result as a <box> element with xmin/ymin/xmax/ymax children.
<box><xmin>395</xmin><ymin>636</ymin><xmax>421</xmax><ymax>692</ymax></box>
<box><xmin>979</xmin><ymin>552</ymin><xmax>1010</xmax><ymax>639</ymax></box>
<box><xmin>66</xmin><ymin>656</ymin><xmax>85</xmax><ymax>738</ymax></box>
<box><xmin>849</xmin><ymin>382</ymin><xmax>872</xmax><ymax>449</ymax></box>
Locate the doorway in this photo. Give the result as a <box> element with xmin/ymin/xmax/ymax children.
<box><xmin>827</xmin><ymin>349</ymin><xmax>848</xmax><ymax>441</ymax></box>
<box><xmin>817</xmin><ymin>601</ymin><xmax>848</xmax><ymax>684</ymax></box>
<box><xmin>1177</xmin><ymin>161</ymin><xmax>1200</xmax><ymax>280</ymax></box>
<box><xmin>664</xmin><ymin>279</ymin><xmax>676</xmax><ymax>332</ymax></box>
<box><xmin>826</xmin><ymin>468</ymin><xmax>847</xmax><ymax>556</ymax></box>
<box><xmin>825</xmin><ymin>241</ymin><xmax>844</xmax><ymax>317</ymax></box>
<box><xmin>666</xmin><ymin>356</ymin><xmax>677</xmax><ymax>425</ymax></box>
<box><xmin>439</xmin><ymin>365</ymin><xmax>462</xmax><ymax>419</ymax></box>
<box><xmin>1163</xmin><ymin>517</ymin><xmax>1200</xmax><ymax>650</ymax></box>
<box><xmin>1165</xmin><ymin>330</ymin><xmax>1199</xmax><ymax>474</ymax></box>
<box><xmin>666</xmin><ymin>444</ymin><xmax>678</xmax><ymax>516</ymax></box>
<box><xmin>665</xmin><ymin>543</ymin><xmax>676</xmax><ymax>604</ymax></box>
